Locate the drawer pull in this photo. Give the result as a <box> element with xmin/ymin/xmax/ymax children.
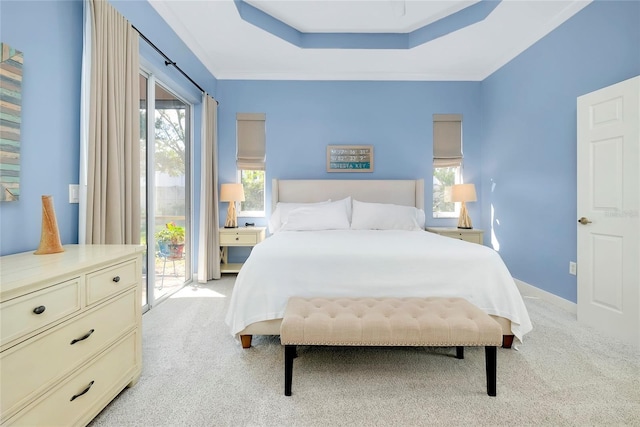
<box><xmin>70</xmin><ymin>329</ymin><xmax>95</xmax><ymax>345</ymax></box>
<box><xmin>112</xmin><ymin>276</ymin><xmax>121</xmax><ymax>283</ymax></box>
<box><xmin>33</xmin><ymin>305</ymin><xmax>46</xmax><ymax>315</ymax></box>
<box><xmin>235</xmin><ymin>237</ymin><xmax>239</xmax><ymax>241</ymax></box>
<box><xmin>70</xmin><ymin>380</ymin><xmax>95</xmax><ymax>401</ymax></box>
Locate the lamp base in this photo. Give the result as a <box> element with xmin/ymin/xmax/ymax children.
<box><xmin>224</xmin><ymin>202</ymin><xmax>238</xmax><ymax>228</ymax></box>
<box><xmin>457</xmin><ymin>201</ymin><xmax>473</xmax><ymax>229</ymax></box>
<box><xmin>457</xmin><ymin>226</ymin><xmax>473</xmax><ymax>229</ymax></box>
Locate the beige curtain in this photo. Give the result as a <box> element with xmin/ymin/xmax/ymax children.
<box><xmin>197</xmin><ymin>94</ymin><xmax>221</xmax><ymax>282</ymax></box>
<box><xmin>85</xmin><ymin>0</ymin><xmax>140</xmax><ymax>244</ymax></box>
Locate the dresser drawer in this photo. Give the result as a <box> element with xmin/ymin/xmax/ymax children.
<box><xmin>86</xmin><ymin>260</ymin><xmax>138</xmax><ymax>305</ymax></box>
<box><xmin>1</xmin><ymin>290</ymin><xmax>137</xmax><ymax>419</ymax></box>
<box><xmin>0</xmin><ymin>278</ymin><xmax>81</xmax><ymax>349</ymax></box>
<box><xmin>220</xmin><ymin>233</ymin><xmax>257</xmax><ymax>245</ymax></box>
<box><xmin>4</xmin><ymin>331</ymin><xmax>138</xmax><ymax>427</ymax></box>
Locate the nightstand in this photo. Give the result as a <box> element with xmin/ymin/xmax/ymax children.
<box><xmin>426</xmin><ymin>227</ymin><xmax>484</xmax><ymax>245</ymax></box>
<box><xmin>219</xmin><ymin>226</ymin><xmax>266</xmax><ymax>273</ymax></box>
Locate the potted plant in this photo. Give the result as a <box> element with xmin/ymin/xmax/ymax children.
<box><xmin>155</xmin><ymin>222</ymin><xmax>185</xmax><ymax>259</ymax></box>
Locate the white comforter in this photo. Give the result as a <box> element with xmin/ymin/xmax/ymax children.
<box><xmin>225</xmin><ymin>230</ymin><xmax>533</xmax><ymax>342</ymax></box>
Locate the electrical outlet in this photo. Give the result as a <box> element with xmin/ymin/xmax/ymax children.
<box><xmin>69</xmin><ymin>184</ymin><xmax>79</xmax><ymax>203</ymax></box>
<box><xmin>569</xmin><ymin>262</ymin><xmax>577</xmax><ymax>276</ymax></box>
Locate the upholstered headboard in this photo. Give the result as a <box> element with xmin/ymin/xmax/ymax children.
<box><xmin>271</xmin><ymin>179</ymin><xmax>425</xmax><ymax>211</ymax></box>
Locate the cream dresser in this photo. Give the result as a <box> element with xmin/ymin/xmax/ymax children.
<box><xmin>426</xmin><ymin>227</ymin><xmax>484</xmax><ymax>245</ymax></box>
<box><xmin>0</xmin><ymin>245</ymin><xmax>143</xmax><ymax>426</ymax></box>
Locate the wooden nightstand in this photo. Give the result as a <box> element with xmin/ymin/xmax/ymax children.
<box><xmin>426</xmin><ymin>227</ymin><xmax>484</xmax><ymax>245</ymax></box>
<box><xmin>219</xmin><ymin>226</ymin><xmax>266</xmax><ymax>273</ymax></box>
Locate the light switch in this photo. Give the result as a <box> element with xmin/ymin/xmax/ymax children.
<box><xmin>69</xmin><ymin>184</ymin><xmax>79</xmax><ymax>203</ymax></box>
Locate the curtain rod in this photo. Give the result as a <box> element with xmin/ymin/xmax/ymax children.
<box><xmin>132</xmin><ymin>25</ymin><xmax>218</xmax><ymax>104</ymax></box>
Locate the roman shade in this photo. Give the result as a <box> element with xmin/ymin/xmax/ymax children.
<box><xmin>433</xmin><ymin>114</ymin><xmax>462</xmax><ymax>168</ymax></box>
<box><xmin>236</xmin><ymin>113</ymin><xmax>266</xmax><ymax>170</ymax></box>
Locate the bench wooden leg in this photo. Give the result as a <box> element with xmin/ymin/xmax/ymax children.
<box><xmin>485</xmin><ymin>346</ymin><xmax>497</xmax><ymax>396</ymax></box>
<box><xmin>456</xmin><ymin>346</ymin><xmax>464</xmax><ymax>359</ymax></box>
<box><xmin>284</xmin><ymin>345</ymin><xmax>296</xmax><ymax>396</ymax></box>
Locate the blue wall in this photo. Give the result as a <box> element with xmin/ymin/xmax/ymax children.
<box><xmin>0</xmin><ymin>0</ymin><xmax>83</xmax><ymax>255</ymax></box>
<box><xmin>217</xmin><ymin>80</ymin><xmax>482</xmax><ymax>226</ymax></box>
<box><xmin>216</xmin><ymin>80</ymin><xmax>482</xmax><ymax>263</ymax></box>
<box><xmin>0</xmin><ymin>0</ymin><xmax>217</xmax><ymax>256</ymax></box>
<box><xmin>480</xmin><ymin>0</ymin><xmax>640</xmax><ymax>302</ymax></box>
<box><xmin>2</xmin><ymin>0</ymin><xmax>638</xmax><ymax>305</ymax></box>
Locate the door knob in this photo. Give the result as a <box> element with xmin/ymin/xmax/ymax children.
<box><xmin>578</xmin><ymin>217</ymin><xmax>592</xmax><ymax>225</ymax></box>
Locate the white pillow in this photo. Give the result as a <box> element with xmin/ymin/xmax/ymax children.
<box><xmin>280</xmin><ymin>198</ymin><xmax>351</xmax><ymax>231</ymax></box>
<box><xmin>268</xmin><ymin>200</ymin><xmax>330</xmax><ymax>234</ymax></box>
<box><xmin>350</xmin><ymin>199</ymin><xmax>425</xmax><ymax>231</ymax></box>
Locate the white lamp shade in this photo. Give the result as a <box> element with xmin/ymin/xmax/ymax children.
<box><xmin>220</xmin><ymin>183</ymin><xmax>245</xmax><ymax>202</ymax></box>
<box><xmin>451</xmin><ymin>183</ymin><xmax>477</xmax><ymax>203</ymax></box>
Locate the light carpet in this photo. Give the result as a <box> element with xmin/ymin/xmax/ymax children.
<box><xmin>89</xmin><ymin>276</ymin><xmax>640</xmax><ymax>426</ymax></box>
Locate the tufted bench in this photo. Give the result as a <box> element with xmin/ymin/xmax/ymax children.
<box><xmin>280</xmin><ymin>297</ymin><xmax>503</xmax><ymax>396</ymax></box>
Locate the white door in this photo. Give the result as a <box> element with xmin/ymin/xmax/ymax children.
<box><xmin>577</xmin><ymin>76</ymin><xmax>640</xmax><ymax>347</ymax></box>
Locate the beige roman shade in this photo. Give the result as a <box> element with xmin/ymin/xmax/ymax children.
<box><xmin>236</xmin><ymin>113</ymin><xmax>266</xmax><ymax>170</ymax></box>
<box><xmin>433</xmin><ymin>114</ymin><xmax>462</xmax><ymax>168</ymax></box>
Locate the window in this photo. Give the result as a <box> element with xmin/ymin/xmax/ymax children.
<box><xmin>236</xmin><ymin>113</ymin><xmax>266</xmax><ymax>216</ymax></box>
<box><xmin>432</xmin><ymin>114</ymin><xmax>463</xmax><ymax>218</ymax></box>
<box><xmin>239</xmin><ymin>169</ymin><xmax>265</xmax><ymax>216</ymax></box>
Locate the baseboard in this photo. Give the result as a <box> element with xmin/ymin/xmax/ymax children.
<box><xmin>514</xmin><ymin>278</ymin><xmax>577</xmax><ymax>315</ymax></box>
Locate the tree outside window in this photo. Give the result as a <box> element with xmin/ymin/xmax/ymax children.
<box><xmin>433</xmin><ymin>166</ymin><xmax>460</xmax><ymax>218</ymax></box>
<box><xmin>240</xmin><ymin>170</ymin><xmax>265</xmax><ymax>216</ymax></box>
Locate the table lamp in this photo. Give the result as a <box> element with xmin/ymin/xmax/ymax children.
<box><xmin>451</xmin><ymin>183</ymin><xmax>477</xmax><ymax>229</ymax></box>
<box><xmin>220</xmin><ymin>183</ymin><xmax>245</xmax><ymax>228</ymax></box>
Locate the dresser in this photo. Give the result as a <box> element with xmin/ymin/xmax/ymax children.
<box><xmin>219</xmin><ymin>226</ymin><xmax>266</xmax><ymax>273</ymax></box>
<box><xmin>426</xmin><ymin>227</ymin><xmax>484</xmax><ymax>245</ymax></box>
<box><xmin>0</xmin><ymin>245</ymin><xmax>143</xmax><ymax>426</ymax></box>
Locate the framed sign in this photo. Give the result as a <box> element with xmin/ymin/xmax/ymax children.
<box><xmin>326</xmin><ymin>145</ymin><xmax>374</xmax><ymax>173</ymax></box>
<box><xmin>0</xmin><ymin>43</ymin><xmax>23</xmax><ymax>201</ymax></box>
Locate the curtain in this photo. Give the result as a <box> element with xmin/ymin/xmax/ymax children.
<box><xmin>197</xmin><ymin>94</ymin><xmax>221</xmax><ymax>282</ymax></box>
<box><xmin>79</xmin><ymin>1</ymin><xmax>91</xmax><ymax>243</ymax></box>
<box><xmin>84</xmin><ymin>0</ymin><xmax>140</xmax><ymax>244</ymax></box>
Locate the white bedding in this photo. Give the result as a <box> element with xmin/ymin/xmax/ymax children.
<box><xmin>225</xmin><ymin>230</ymin><xmax>533</xmax><ymax>342</ymax></box>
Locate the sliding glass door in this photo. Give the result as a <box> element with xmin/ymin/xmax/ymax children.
<box><xmin>152</xmin><ymin>82</ymin><xmax>190</xmax><ymax>299</ymax></box>
<box><xmin>139</xmin><ymin>72</ymin><xmax>191</xmax><ymax>309</ymax></box>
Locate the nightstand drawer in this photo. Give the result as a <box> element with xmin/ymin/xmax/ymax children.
<box><xmin>1</xmin><ymin>278</ymin><xmax>81</xmax><ymax>348</ymax></box>
<box><xmin>441</xmin><ymin>232</ymin><xmax>482</xmax><ymax>244</ymax></box>
<box><xmin>426</xmin><ymin>227</ymin><xmax>484</xmax><ymax>245</ymax></box>
<box><xmin>220</xmin><ymin>233</ymin><xmax>258</xmax><ymax>245</ymax></box>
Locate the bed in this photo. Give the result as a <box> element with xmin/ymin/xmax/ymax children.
<box><xmin>225</xmin><ymin>179</ymin><xmax>532</xmax><ymax>348</ymax></box>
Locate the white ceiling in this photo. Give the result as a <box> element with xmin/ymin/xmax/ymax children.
<box><xmin>149</xmin><ymin>0</ymin><xmax>591</xmax><ymax>81</ymax></box>
<box><xmin>247</xmin><ymin>0</ymin><xmax>475</xmax><ymax>33</ymax></box>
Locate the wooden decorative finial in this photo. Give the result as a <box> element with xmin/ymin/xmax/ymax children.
<box><xmin>34</xmin><ymin>195</ymin><xmax>64</xmax><ymax>255</ymax></box>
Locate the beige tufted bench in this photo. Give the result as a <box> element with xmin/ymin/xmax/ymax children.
<box><xmin>280</xmin><ymin>297</ymin><xmax>503</xmax><ymax>397</ymax></box>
